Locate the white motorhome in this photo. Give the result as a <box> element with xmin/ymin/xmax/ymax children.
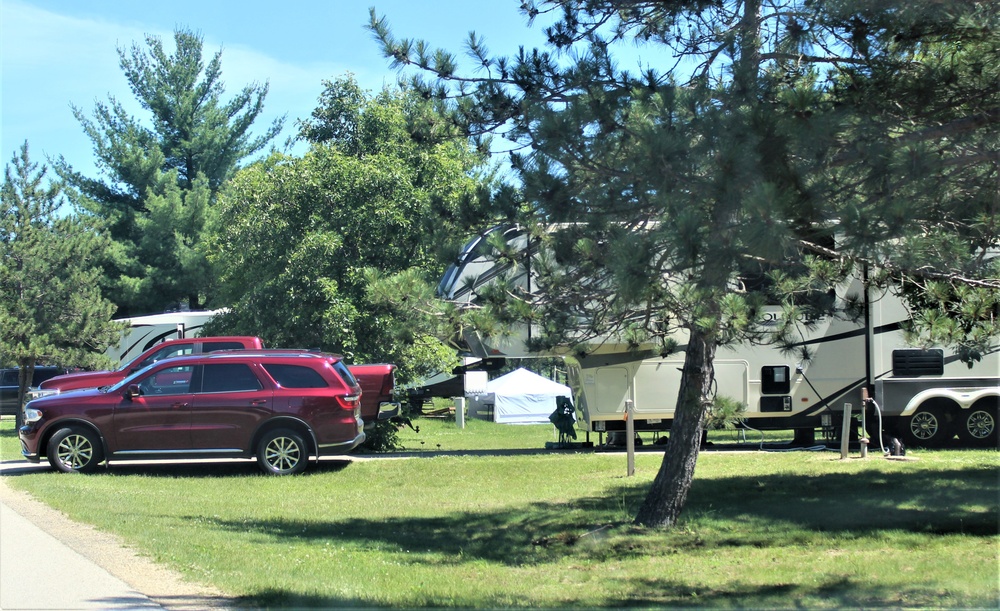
<box><xmin>439</xmin><ymin>226</ymin><xmax>999</xmax><ymax>448</ymax></box>
<box><xmin>106</xmin><ymin>310</ymin><xmax>225</xmax><ymax>365</ymax></box>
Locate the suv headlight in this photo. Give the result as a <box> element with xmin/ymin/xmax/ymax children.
<box><xmin>23</xmin><ymin>406</ymin><xmax>43</xmax><ymax>424</ymax></box>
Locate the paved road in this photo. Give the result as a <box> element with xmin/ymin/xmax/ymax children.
<box><xmin>1</xmin><ymin>497</ymin><xmax>162</xmax><ymax>610</ymax></box>
<box><xmin>0</xmin><ymin>461</ymin><xmax>229</xmax><ymax>610</ymax></box>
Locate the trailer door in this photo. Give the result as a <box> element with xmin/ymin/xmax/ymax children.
<box><xmin>634</xmin><ymin>360</ymin><xmax>683</xmax><ymax>415</ymax></box>
<box><xmin>593</xmin><ymin>367</ymin><xmax>629</xmax><ymax>417</ymax></box>
<box><xmin>715</xmin><ymin>361</ymin><xmax>750</xmax><ymax>408</ymax></box>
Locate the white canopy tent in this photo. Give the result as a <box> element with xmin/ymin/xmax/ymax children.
<box><xmin>479</xmin><ymin>368</ymin><xmax>573</xmax><ymax>424</ymax></box>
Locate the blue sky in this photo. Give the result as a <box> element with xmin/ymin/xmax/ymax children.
<box><xmin>1</xmin><ymin>0</ymin><xmax>551</xmax><ymax>180</ymax></box>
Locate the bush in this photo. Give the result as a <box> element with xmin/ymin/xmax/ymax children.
<box><xmin>705</xmin><ymin>395</ymin><xmax>746</xmax><ymax>430</ymax></box>
<box><xmin>357</xmin><ymin>418</ymin><xmax>403</xmax><ymax>453</ymax></box>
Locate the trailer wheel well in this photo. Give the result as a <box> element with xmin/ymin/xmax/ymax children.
<box><xmin>969</xmin><ymin>396</ymin><xmax>1000</xmax><ymax>412</ymax></box>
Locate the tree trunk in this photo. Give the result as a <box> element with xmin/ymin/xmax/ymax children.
<box><xmin>632</xmin><ymin>0</ymin><xmax>764</xmax><ymax>530</ymax></box>
<box><xmin>14</xmin><ymin>356</ymin><xmax>36</xmax><ymax>430</ymax></box>
<box><xmin>634</xmin><ymin>324</ymin><xmax>718</xmax><ymax>528</ymax></box>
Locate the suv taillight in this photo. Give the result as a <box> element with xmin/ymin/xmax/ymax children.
<box><xmin>335</xmin><ymin>394</ymin><xmax>360</xmax><ymax>410</ymax></box>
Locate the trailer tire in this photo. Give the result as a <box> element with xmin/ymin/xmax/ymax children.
<box><xmin>957</xmin><ymin>400</ymin><xmax>999</xmax><ymax>448</ymax></box>
<box><xmin>900</xmin><ymin>404</ymin><xmax>951</xmax><ymax>448</ymax></box>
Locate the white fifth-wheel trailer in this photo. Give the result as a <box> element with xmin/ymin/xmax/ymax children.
<box><xmin>438</xmin><ymin>226</ymin><xmax>999</xmax><ymax>448</ymax></box>
<box><xmin>105</xmin><ymin>310</ymin><xmax>225</xmax><ymax>365</ymax></box>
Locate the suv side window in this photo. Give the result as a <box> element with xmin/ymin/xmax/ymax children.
<box><xmin>200</xmin><ymin>364</ymin><xmax>262</xmax><ymax>393</ymax></box>
<box><xmin>140</xmin><ymin>365</ymin><xmax>193</xmax><ymax>396</ymax></box>
<box><xmin>263</xmin><ymin>364</ymin><xmax>328</xmax><ymax>388</ymax></box>
<box><xmin>332</xmin><ymin>361</ymin><xmax>358</xmax><ymax>387</ymax></box>
<box><xmin>33</xmin><ymin>369</ymin><xmax>64</xmax><ymax>384</ymax></box>
<box><xmin>135</xmin><ymin>344</ymin><xmax>194</xmax><ymax>371</ymax></box>
<box><xmin>1</xmin><ymin>370</ymin><xmax>16</xmax><ymax>386</ymax></box>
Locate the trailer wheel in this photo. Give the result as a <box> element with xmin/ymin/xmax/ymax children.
<box><xmin>900</xmin><ymin>404</ymin><xmax>951</xmax><ymax>448</ymax></box>
<box><xmin>957</xmin><ymin>400</ymin><xmax>998</xmax><ymax>448</ymax></box>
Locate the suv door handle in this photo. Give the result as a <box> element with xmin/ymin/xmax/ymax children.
<box><xmin>249</xmin><ymin>399</ymin><xmax>268</xmax><ymax>407</ymax></box>
<box><xmin>171</xmin><ymin>402</ymin><xmax>189</xmax><ymax>409</ymax></box>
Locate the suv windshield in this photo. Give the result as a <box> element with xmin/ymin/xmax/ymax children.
<box><xmin>107</xmin><ymin>361</ymin><xmax>163</xmax><ymax>392</ymax></box>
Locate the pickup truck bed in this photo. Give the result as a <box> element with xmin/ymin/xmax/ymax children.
<box><xmin>348</xmin><ymin>364</ymin><xmax>400</xmax><ymax>428</ymax></box>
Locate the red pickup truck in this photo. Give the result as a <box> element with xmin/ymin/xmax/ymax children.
<box><xmin>347</xmin><ymin>363</ymin><xmax>400</xmax><ymax>429</ymax></box>
<box><xmin>38</xmin><ymin>336</ymin><xmax>265</xmax><ymax>393</ymax></box>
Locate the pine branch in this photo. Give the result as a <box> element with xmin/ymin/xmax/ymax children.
<box><xmin>797</xmin><ymin>239</ymin><xmax>1000</xmax><ymax>290</ymax></box>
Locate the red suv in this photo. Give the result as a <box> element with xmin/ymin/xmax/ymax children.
<box><xmin>37</xmin><ymin>336</ymin><xmax>265</xmax><ymax>394</ymax></box>
<box><xmin>20</xmin><ymin>351</ymin><xmax>365</xmax><ymax>475</ymax></box>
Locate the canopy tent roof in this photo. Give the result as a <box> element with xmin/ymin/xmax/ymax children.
<box><xmin>485</xmin><ymin>368</ymin><xmax>573</xmax><ymax>424</ymax></box>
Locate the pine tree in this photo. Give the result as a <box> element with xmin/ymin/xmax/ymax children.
<box><xmin>1</xmin><ymin>143</ymin><xmax>125</xmax><ymax>427</ymax></box>
<box><xmin>57</xmin><ymin>27</ymin><xmax>283</xmax><ymax>316</ymax></box>
<box><xmin>370</xmin><ymin>1</ymin><xmax>999</xmax><ymax>527</ymax></box>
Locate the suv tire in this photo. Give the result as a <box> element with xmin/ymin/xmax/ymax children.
<box><xmin>47</xmin><ymin>426</ymin><xmax>104</xmax><ymax>473</ymax></box>
<box><xmin>257</xmin><ymin>428</ymin><xmax>308</xmax><ymax>475</ymax></box>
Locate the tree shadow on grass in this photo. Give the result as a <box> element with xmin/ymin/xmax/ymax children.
<box><xmin>207</xmin><ymin>465</ymin><xmax>996</xmax><ymax>607</ymax></box>
<box><xmin>613</xmin><ymin>575</ymin><xmax>950</xmax><ymax>608</ymax></box>
<box><xmin>197</xmin><ymin>465</ymin><xmax>997</xmax><ymax>565</ymax></box>
<box><xmin>233</xmin><ymin>573</ymin><xmax>991</xmax><ymax>609</ymax></box>
<box><xmin>102</xmin><ymin>457</ymin><xmax>355</xmax><ymax>478</ymax></box>
<box><xmin>232</xmin><ymin>588</ymin><xmax>548</xmax><ymax>609</ymax></box>
<box><xmin>682</xmin><ymin>463</ymin><xmax>999</xmax><ymax>536</ymax></box>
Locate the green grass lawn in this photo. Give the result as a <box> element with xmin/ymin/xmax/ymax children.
<box><xmin>1</xmin><ymin>415</ymin><xmax>997</xmax><ymax>608</ymax></box>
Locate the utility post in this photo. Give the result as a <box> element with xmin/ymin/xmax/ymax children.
<box><xmin>625</xmin><ymin>400</ymin><xmax>635</xmax><ymax>476</ymax></box>
<box><xmin>840</xmin><ymin>402</ymin><xmax>853</xmax><ymax>459</ymax></box>
<box><xmin>455</xmin><ymin>396</ymin><xmax>465</xmax><ymax>429</ymax></box>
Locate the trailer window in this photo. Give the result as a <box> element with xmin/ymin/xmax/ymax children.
<box><xmin>736</xmin><ymin>232</ymin><xmax>837</xmax><ymax>306</ymax></box>
<box><xmin>761</xmin><ymin>366</ymin><xmax>790</xmax><ymax>395</ymax></box>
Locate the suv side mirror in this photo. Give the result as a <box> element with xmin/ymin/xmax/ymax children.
<box><xmin>125</xmin><ymin>384</ymin><xmax>142</xmax><ymax>399</ymax></box>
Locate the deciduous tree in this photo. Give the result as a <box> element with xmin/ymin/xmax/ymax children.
<box><xmin>205</xmin><ymin>76</ymin><xmax>500</xmax><ymax>381</ymax></box>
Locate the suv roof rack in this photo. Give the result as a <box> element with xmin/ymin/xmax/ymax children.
<box><xmin>204</xmin><ymin>349</ymin><xmax>341</xmax><ymax>359</ymax></box>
